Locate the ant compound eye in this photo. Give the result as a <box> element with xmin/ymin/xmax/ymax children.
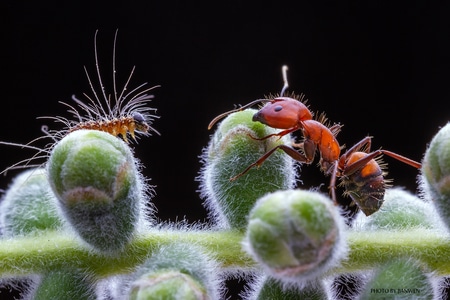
<box><xmin>132</xmin><ymin>112</ymin><xmax>145</xmax><ymax>124</ymax></box>
<box><xmin>274</xmin><ymin>105</ymin><xmax>283</xmax><ymax>112</ymax></box>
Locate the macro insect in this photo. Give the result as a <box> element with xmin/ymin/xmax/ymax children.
<box><xmin>208</xmin><ymin>66</ymin><xmax>422</xmax><ymax>216</ymax></box>
<box><xmin>0</xmin><ymin>30</ymin><xmax>159</xmax><ymax>175</ymax></box>
<box><xmin>44</xmin><ymin>30</ymin><xmax>160</xmax><ymax>143</ymax></box>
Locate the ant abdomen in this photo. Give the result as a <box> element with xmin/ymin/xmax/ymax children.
<box><xmin>340</xmin><ymin>153</ymin><xmax>387</xmax><ymax>216</ymax></box>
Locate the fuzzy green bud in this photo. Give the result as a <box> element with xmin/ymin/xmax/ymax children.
<box><xmin>421</xmin><ymin>122</ymin><xmax>450</xmax><ymax>231</ymax></box>
<box><xmin>358</xmin><ymin>258</ymin><xmax>434</xmax><ymax>300</ymax></box>
<box><xmin>46</xmin><ymin>130</ymin><xmax>148</xmax><ymax>253</ymax></box>
<box><xmin>32</xmin><ymin>270</ymin><xmax>95</xmax><ymax>300</ymax></box>
<box><xmin>129</xmin><ymin>270</ymin><xmax>207</xmax><ymax>300</ymax></box>
<box><xmin>0</xmin><ymin>168</ymin><xmax>63</xmax><ymax>236</ymax></box>
<box><xmin>244</xmin><ymin>190</ymin><xmax>347</xmax><ymax>285</ymax></box>
<box><xmin>127</xmin><ymin>243</ymin><xmax>221</xmax><ymax>299</ymax></box>
<box><xmin>199</xmin><ymin>109</ymin><xmax>297</xmax><ymax>230</ymax></box>
<box><xmin>246</xmin><ymin>276</ymin><xmax>329</xmax><ymax>299</ymax></box>
<box><xmin>354</xmin><ymin>188</ymin><xmax>443</xmax><ymax>230</ymax></box>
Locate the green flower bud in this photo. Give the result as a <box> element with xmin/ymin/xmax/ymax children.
<box><xmin>354</xmin><ymin>188</ymin><xmax>443</xmax><ymax>230</ymax></box>
<box><xmin>199</xmin><ymin>109</ymin><xmax>297</xmax><ymax>230</ymax></box>
<box><xmin>0</xmin><ymin>168</ymin><xmax>63</xmax><ymax>236</ymax></box>
<box><xmin>129</xmin><ymin>270</ymin><xmax>207</xmax><ymax>300</ymax></box>
<box><xmin>245</xmin><ymin>276</ymin><xmax>329</xmax><ymax>300</ymax></box>
<box><xmin>358</xmin><ymin>258</ymin><xmax>434</xmax><ymax>300</ymax></box>
<box><xmin>46</xmin><ymin>130</ymin><xmax>149</xmax><ymax>253</ymax></box>
<box><xmin>33</xmin><ymin>271</ymin><xmax>95</xmax><ymax>300</ymax></box>
<box><xmin>127</xmin><ymin>243</ymin><xmax>221</xmax><ymax>299</ymax></box>
<box><xmin>421</xmin><ymin>122</ymin><xmax>450</xmax><ymax>231</ymax></box>
<box><xmin>244</xmin><ymin>190</ymin><xmax>347</xmax><ymax>285</ymax></box>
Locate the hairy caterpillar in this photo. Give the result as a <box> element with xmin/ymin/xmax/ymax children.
<box><xmin>0</xmin><ymin>30</ymin><xmax>159</xmax><ymax>175</ymax></box>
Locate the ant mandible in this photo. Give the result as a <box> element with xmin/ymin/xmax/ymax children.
<box><xmin>208</xmin><ymin>66</ymin><xmax>422</xmax><ymax>216</ymax></box>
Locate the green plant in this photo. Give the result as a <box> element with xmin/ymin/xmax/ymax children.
<box><xmin>0</xmin><ymin>110</ymin><xmax>449</xmax><ymax>299</ymax></box>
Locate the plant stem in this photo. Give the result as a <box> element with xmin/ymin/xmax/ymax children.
<box><xmin>0</xmin><ymin>229</ymin><xmax>449</xmax><ymax>279</ymax></box>
<box><xmin>339</xmin><ymin>229</ymin><xmax>450</xmax><ymax>276</ymax></box>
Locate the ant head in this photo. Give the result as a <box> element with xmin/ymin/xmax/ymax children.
<box><xmin>252</xmin><ymin>97</ymin><xmax>313</xmax><ymax>129</ymax></box>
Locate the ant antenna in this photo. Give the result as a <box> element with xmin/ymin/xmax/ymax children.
<box><xmin>280</xmin><ymin>65</ymin><xmax>289</xmax><ymax>97</ymax></box>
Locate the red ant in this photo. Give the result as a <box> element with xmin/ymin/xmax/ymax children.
<box><xmin>208</xmin><ymin>66</ymin><xmax>422</xmax><ymax>216</ymax></box>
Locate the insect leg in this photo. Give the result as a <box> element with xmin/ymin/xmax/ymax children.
<box><xmin>380</xmin><ymin>150</ymin><xmax>421</xmax><ymax>169</ymax></box>
<box><xmin>340</xmin><ymin>150</ymin><xmax>383</xmax><ymax>177</ymax></box>
<box><xmin>246</xmin><ymin>126</ymin><xmax>300</xmax><ymax>141</ymax></box>
<box><xmin>230</xmin><ymin>144</ymin><xmax>309</xmax><ymax>181</ymax></box>
<box><xmin>341</xmin><ymin>136</ymin><xmax>373</xmax><ymax>158</ymax></box>
<box><xmin>329</xmin><ymin>162</ymin><xmax>339</xmax><ymax>205</ymax></box>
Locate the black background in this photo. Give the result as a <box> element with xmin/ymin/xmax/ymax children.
<box><xmin>3</xmin><ymin>1</ymin><xmax>450</xmax><ymax>298</ymax></box>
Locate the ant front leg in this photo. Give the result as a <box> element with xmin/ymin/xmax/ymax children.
<box><xmin>230</xmin><ymin>144</ymin><xmax>311</xmax><ymax>181</ymax></box>
<box><xmin>247</xmin><ymin>126</ymin><xmax>300</xmax><ymax>142</ymax></box>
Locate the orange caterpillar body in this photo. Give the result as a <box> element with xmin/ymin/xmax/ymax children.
<box><xmin>43</xmin><ymin>30</ymin><xmax>160</xmax><ymax>144</ymax></box>
<box><xmin>0</xmin><ymin>30</ymin><xmax>159</xmax><ymax>175</ymax></box>
<box><xmin>68</xmin><ymin>114</ymin><xmax>150</xmax><ymax>143</ymax></box>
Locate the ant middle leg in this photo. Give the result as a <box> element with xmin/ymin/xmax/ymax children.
<box><xmin>328</xmin><ymin>162</ymin><xmax>340</xmax><ymax>206</ymax></box>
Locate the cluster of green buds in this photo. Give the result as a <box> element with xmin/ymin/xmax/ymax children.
<box><xmin>0</xmin><ymin>130</ymin><xmax>221</xmax><ymax>299</ymax></box>
<box><xmin>199</xmin><ymin>113</ymin><xmax>450</xmax><ymax>299</ymax></box>
<box><xmin>0</xmin><ymin>107</ymin><xmax>449</xmax><ymax>299</ymax></box>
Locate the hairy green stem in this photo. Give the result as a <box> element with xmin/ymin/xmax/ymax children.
<box><xmin>340</xmin><ymin>229</ymin><xmax>450</xmax><ymax>276</ymax></box>
<box><xmin>0</xmin><ymin>229</ymin><xmax>449</xmax><ymax>279</ymax></box>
